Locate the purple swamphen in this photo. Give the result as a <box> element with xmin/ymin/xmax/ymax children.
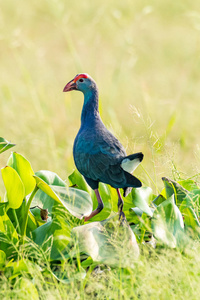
<box><xmin>63</xmin><ymin>74</ymin><xmax>143</xmax><ymax>221</ymax></box>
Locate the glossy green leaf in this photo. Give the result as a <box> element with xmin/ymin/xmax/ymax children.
<box><xmin>68</xmin><ymin>169</ymin><xmax>90</xmax><ymax>193</ymax></box>
<box><xmin>52</xmin><ymin>185</ymin><xmax>93</xmax><ymax>219</ymax></box>
<box><xmin>179</xmin><ymin>189</ymin><xmax>200</xmax><ymax>217</ymax></box>
<box><xmin>1</xmin><ymin>166</ymin><xmax>25</xmax><ymax>209</ymax></box>
<box><xmin>0</xmin><ymin>137</ymin><xmax>15</xmax><ymax>154</ymax></box>
<box><xmin>152</xmin><ymin>194</ymin><xmax>185</xmax><ymax>248</ymax></box>
<box><xmin>33</xmin><ymin>175</ymin><xmax>62</xmax><ymax>202</ymax></box>
<box><xmin>162</xmin><ymin>177</ymin><xmax>189</xmax><ymax>205</ymax></box>
<box><xmin>35</xmin><ymin>170</ymin><xmax>66</xmax><ymax>187</ymax></box>
<box><xmin>72</xmin><ymin>214</ymin><xmax>139</xmax><ymax>267</ymax></box>
<box><xmin>32</xmin><ymin>220</ymin><xmax>60</xmax><ymax>246</ymax></box>
<box><xmin>7</xmin><ymin>152</ymin><xmax>35</xmax><ymax>196</ymax></box>
<box><xmin>152</xmin><ymin>194</ymin><xmax>166</xmax><ymax>207</ymax></box>
<box><xmin>33</xmin><ymin>175</ymin><xmax>93</xmax><ymax>219</ymax></box>
<box><xmin>31</xmin><ymin>189</ymin><xmax>55</xmax><ymax>215</ymax></box>
<box><xmin>32</xmin><ymin>215</ymin><xmax>71</xmax><ymax>260</ymax></box>
<box><xmin>31</xmin><ymin>170</ymin><xmax>66</xmax><ymax>214</ymax></box>
<box><xmin>130</xmin><ymin>187</ymin><xmax>153</xmax><ymax>217</ymax></box>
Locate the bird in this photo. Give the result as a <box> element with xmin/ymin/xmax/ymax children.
<box><xmin>63</xmin><ymin>73</ymin><xmax>143</xmax><ymax>221</ymax></box>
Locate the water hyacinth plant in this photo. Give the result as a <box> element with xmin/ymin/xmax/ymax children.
<box><xmin>0</xmin><ymin>137</ymin><xmax>200</xmax><ymax>294</ymax></box>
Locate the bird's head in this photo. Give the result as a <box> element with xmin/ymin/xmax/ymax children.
<box><xmin>63</xmin><ymin>73</ymin><xmax>96</xmax><ymax>93</ymax></box>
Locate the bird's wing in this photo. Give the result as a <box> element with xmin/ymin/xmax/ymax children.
<box><xmin>74</xmin><ymin>131</ymin><xmax>128</xmax><ymax>186</ymax></box>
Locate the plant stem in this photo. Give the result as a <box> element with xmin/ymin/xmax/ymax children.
<box><xmin>13</xmin><ymin>209</ymin><xmax>21</xmax><ymax>235</ymax></box>
<box><xmin>20</xmin><ymin>185</ymin><xmax>39</xmax><ymax>244</ymax></box>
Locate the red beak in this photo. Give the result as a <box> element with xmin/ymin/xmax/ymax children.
<box><xmin>63</xmin><ymin>79</ymin><xmax>77</xmax><ymax>92</ymax></box>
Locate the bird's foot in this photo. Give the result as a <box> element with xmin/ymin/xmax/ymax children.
<box><xmin>118</xmin><ymin>210</ymin><xmax>127</xmax><ymax>225</ymax></box>
<box><xmin>84</xmin><ymin>199</ymin><xmax>104</xmax><ymax>222</ymax></box>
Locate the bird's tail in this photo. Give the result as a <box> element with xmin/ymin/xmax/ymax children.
<box><xmin>123</xmin><ymin>171</ymin><xmax>142</xmax><ymax>196</ymax></box>
<box><xmin>121</xmin><ymin>152</ymin><xmax>143</xmax><ymax>173</ymax></box>
<box><xmin>121</xmin><ymin>152</ymin><xmax>143</xmax><ymax>197</ymax></box>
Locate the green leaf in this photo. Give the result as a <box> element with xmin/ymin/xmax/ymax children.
<box><xmin>152</xmin><ymin>194</ymin><xmax>185</xmax><ymax>248</ymax></box>
<box><xmin>178</xmin><ymin>179</ymin><xmax>199</xmax><ymax>191</ymax></box>
<box><xmin>7</xmin><ymin>259</ymin><xmax>41</xmax><ymax>275</ymax></box>
<box><xmin>0</xmin><ymin>250</ymin><xmax>6</xmax><ymax>268</ymax></box>
<box><xmin>14</xmin><ymin>278</ymin><xmax>39</xmax><ymax>300</ymax></box>
<box><xmin>33</xmin><ymin>175</ymin><xmax>93</xmax><ymax>219</ymax></box>
<box><xmin>125</xmin><ymin>207</ymin><xmax>143</xmax><ymax>224</ymax></box>
<box><xmin>179</xmin><ymin>189</ymin><xmax>200</xmax><ymax>235</ymax></box>
<box><xmin>1</xmin><ymin>166</ymin><xmax>25</xmax><ymax>209</ymax></box>
<box><xmin>72</xmin><ymin>214</ymin><xmax>139</xmax><ymax>267</ymax></box>
<box><xmin>29</xmin><ymin>207</ymin><xmax>47</xmax><ymax>224</ymax></box>
<box><xmin>181</xmin><ymin>206</ymin><xmax>200</xmax><ymax>232</ymax></box>
<box><xmin>162</xmin><ymin>177</ymin><xmax>189</xmax><ymax>205</ymax></box>
<box><xmin>0</xmin><ymin>204</ymin><xmax>18</xmax><ymax>256</ymax></box>
<box><xmin>31</xmin><ymin>170</ymin><xmax>67</xmax><ymax>214</ymax></box>
<box><xmin>27</xmin><ymin>211</ymin><xmax>38</xmax><ymax>232</ymax></box>
<box><xmin>179</xmin><ymin>189</ymin><xmax>200</xmax><ymax>216</ymax></box>
<box><xmin>68</xmin><ymin>169</ymin><xmax>90</xmax><ymax>193</ymax></box>
<box><xmin>7</xmin><ymin>202</ymin><xmax>38</xmax><ymax>236</ymax></box>
<box><xmin>35</xmin><ymin>170</ymin><xmax>66</xmax><ymax>187</ymax></box>
<box><xmin>31</xmin><ymin>189</ymin><xmax>55</xmax><ymax>215</ymax></box>
<box><xmin>129</xmin><ymin>187</ymin><xmax>153</xmax><ymax>217</ymax></box>
<box><xmin>7</xmin><ymin>152</ymin><xmax>35</xmax><ymax>196</ymax></box>
<box><xmin>152</xmin><ymin>194</ymin><xmax>166</xmax><ymax>207</ymax></box>
<box><xmin>0</xmin><ymin>137</ymin><xmax>15</xmax><ymax>154</ymax></box>
<box><xmin>32</xmin><ymin>220</ymin><xmax>60</xmax><ymax>246</ymax></box>
<box><xmin>52</xmin><ymin>185</ymin><xmax>93</xmax><ymax>219</ymax></box>
<box><xmin>32</xmin><ymin>215</ymin><xmax>71</xmax><ymax>260</ymax></box>
<box><xmin>0</xmin><ymin>204</ymin><xmax>18</xmax><ymax>239</ymax></box>
<box><xmin>81</xmin><ymin>257</ymin><xmax>94</xmax><ymax>269</ymax></box>
<box><xmin>49</xmin><ymin>266</ymin><xmax>86</xmax><ymax>283</ymax></box>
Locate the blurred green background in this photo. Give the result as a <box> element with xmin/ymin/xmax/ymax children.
<box><xmin>1</xmin><ymin>0</ymin><xmax>200</xmax><ymax>193</ymax></box>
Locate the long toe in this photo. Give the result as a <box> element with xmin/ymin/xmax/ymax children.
<box><xmin>119</xmin><ymin>210</ymin><xmax>127</xmax><ymax>223</ymax></box>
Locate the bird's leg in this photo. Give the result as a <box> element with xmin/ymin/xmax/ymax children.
<box><xmin>84</xmin><ymin>189</ymin><xmax>104</xmax><ymax>222</ymax></box>
<box><xmin>116</xmin><ymin>188</ymin><xmax>126</xmax><ymax>221</ymax></box>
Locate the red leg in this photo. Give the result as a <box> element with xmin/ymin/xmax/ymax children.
<box><xmin>84</xmin><ymin>189</ymin><xmax>104</xmax><ymax>221</ymax></box>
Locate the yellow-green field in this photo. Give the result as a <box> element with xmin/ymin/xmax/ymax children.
<box><xmin>1</xmin><ymin>0</ymin><xmax>200</xmax><ymax>299</ymax></box>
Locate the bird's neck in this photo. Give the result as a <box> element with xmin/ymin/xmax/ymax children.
<box><xmin>81</xmin><ymin>88</ymin><xmax>100</xmax><ymax>125</ymax></box>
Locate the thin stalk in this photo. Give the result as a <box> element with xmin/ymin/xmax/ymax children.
<box><xmin>12</xmin><ymin>209</ymin><xmax>21</xmax><ymax>235</ymax></box>
<box><xmin>20</xmin><ymin>185</ymin><xmax>39</xmax><ymax>244</ymax></box>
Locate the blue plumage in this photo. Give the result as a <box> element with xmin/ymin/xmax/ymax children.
<box><xmin>63</xmin><ymin>73</ymin><xmax>143</xmax><ymax>221</ymax></box>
